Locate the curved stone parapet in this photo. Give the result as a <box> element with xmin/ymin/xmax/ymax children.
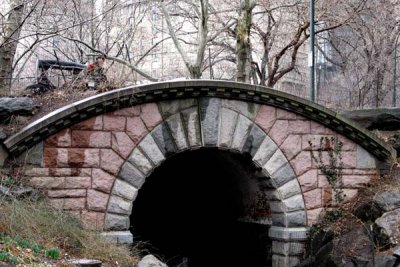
<box><xmin>4</xmin><ymin>80</ymin><xmax>395</xmax><ymax>160</ymax></box>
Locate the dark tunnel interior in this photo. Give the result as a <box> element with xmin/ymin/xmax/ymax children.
<box><xmin>130</xmin><ymin>148</ymin><xmax>272</xmax><ymax>267</ymax></box>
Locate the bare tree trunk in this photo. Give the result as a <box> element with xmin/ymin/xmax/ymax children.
<box><xmin>0</xmin><ymin>0</ymin><xmax>24</xmax><ymax>95</ymax></box>
<box><xmin>236</xmin><ymin>0</ymin><xmax>254</xmax><ymax>83</ymax></box>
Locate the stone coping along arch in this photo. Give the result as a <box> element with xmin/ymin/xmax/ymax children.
<box><xmin>4</xmin><ymin>80</ymin><xmax>395</xmax><ymax>160</ymax></box>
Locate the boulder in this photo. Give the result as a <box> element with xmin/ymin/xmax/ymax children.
<box><xmin>374</xmin><ymin>190</ymin><xmax>400</xmax><ymax>212</ymax></box>
<box><xmin>137</xmin><ymin>255</ymin><xmax>168</xmax><ymax>267</ymax></box>
<box><xmin>341</xmin><ymin>108</ymin><xmax>400</xmax><ymax>130</ymax></box>
<box><xmin>0</xmin><ymin>97</ymin><xmax>36</xmax><ymax>122</ymax></box>
<box><xmin>366</xmin><ymin>255</ymin><xmax>398</xmax><ymax>267</ymax></box>
<box><xmin>375</xmin><ymin>209</ymin><xmax>400</xmax><ymax>246</ymax></box>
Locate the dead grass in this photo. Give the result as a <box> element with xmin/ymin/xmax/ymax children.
<box><xmin>0</xmin><ymin>198</ymin><xmax>140</xmax><ymax>266</ymax></box>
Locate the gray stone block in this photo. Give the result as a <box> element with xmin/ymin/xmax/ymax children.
<box><xmin>101</xmin><ymin>231</ymin><xmax>133</xmax><ymax>244</ymax></box>
<box><xmin>272</xmin><ymin>254</ymin><xmax>301</xmax><ymax>267</ymax></box>
<box><xmin>181</xmin><ymin>107</ymin><xmax>201</xmax><ymax>148</ymax></box>
<box><xmin>270</xmin><ymin>195</ymin><xmax>305</xmax><ymax>213</ymax></box>
<box><xmin>166</xmin><ymin>113</ymin><xmax>189</xmax><ymax>151</ymax></box>
<box><xmin>218</xmin><ymin>108</ymin><xmax>238</xmax><ymax>149</ymax></box>
<box><xmin>108</xmin><ymin>195</ymin><xmax>133</xmax><ymax>215</ymax></box>
<box><xmin>138</xmin><ymin>135</ymin><xmax>165</xmax><ymax>166</ymax></box>
<box><xmin>221</xmin><ymin>99</ymin><xmax>260</xmax><ymax>120</ymax></box>
<box><xmin>242</xmin><ymin>125</ymin><xmax>266</xmax><ymax>156</ymax></box>
<box><xmin>118</xmin><ymin>162</ymin><xmax>146</xmax><ymax>188</ymax></box>
<box><xmin>269</xmin><ymin>226</ymin><xmax>308</xmax><ymax>242</ymax></box>
<box><xmin>112</xmin><ymin>179</ymin><xmax>138</xmax><ymax>201</ymax></box>
<box><xmin>199</xmin><ymin>97</ymin><xmax>221</xmax><ymax>147</ymax></box>
<box><xmin>128</xmin><ymin>148</ymin><xmax>153</xmax><ymax>176</ymax></box>
<box><xmin>270</xmin><ymin>163</ymin><xmax>296</xmax><ymax>188</ymax></box>
<box><xmin>276</xmin><ymin>179</ymin><xmax>302</xmax><ymax>200</ymax></box>
<box><xmin>357</xmin><ymin>145</ymin><xmax>377</xmax><ymax>169</ymax></box>
<box><xmin>252</xmin><ymin>136</ymin><xmax>278</xmax><ymax>167</ymax></box>
<box><xmin>231</xmin><ymin>115</ymin><xmax>253</xmax><ymax>152</ymax></box>
<box><xmin>264</xmin><ymin>149</ymin><xmax>289</xmax><ymax>176</ymax></box>
<box><xmin>151</xmin><ymin>122</ymin><xmax>177</xmax><ymax>157</ymax></box>
<box><xmin>104</xmin><ymin>213</ymin><xmax>130</xmax><ymax>230</ymax></box>
<box><xmin>272</xmin><ymin>241</ymin><xmax>305</xmax><ymax>256</ymax></box>
<box><xmin>159</xmin><ymin>99</ymin><xmax>197</xmax><ymax>117</ymax></box>
<box><xmin>286</xmin><ymin>210</ymin><xmax>307</xmax><ymax>226</ymax></box>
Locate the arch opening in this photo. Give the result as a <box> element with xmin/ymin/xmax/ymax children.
<box><xmin>130</xmin><ymin>149</ymin><xmax>273</xmax><ymax>267</ymax></box>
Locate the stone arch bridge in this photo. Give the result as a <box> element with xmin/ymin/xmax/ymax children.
<box><xmin>2</xmin><ymin>81</ymin><xmax>395</xmax><ymax>266</ymax></box>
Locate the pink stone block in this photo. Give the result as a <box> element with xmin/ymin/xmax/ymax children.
<box><xmin>80</xmin><ymin>211</ymin><xmax>105</xmax><ymax>230</ymax></box>
<box><xmin>111</xmin><ymin>132</ymin><xmax>135</xmax><ymax>159</ymax></box>
<box><xmin>140</xmin><ymin>103</ymin><xmax>162</xmax><ymax>131</ymax></box>
<box><xmin>44</xmin><ymin>148</ymin><xmax>67</xmax><ymax>167</ymax></box>
<box><xmin>255</xmin><ymin>105</ymin><xmax>276</xmax><ymax>133</ymax></box>
<box><xmin>307</xmin><ymin>208</ymin><xmax>324</xmax><ymax>225</ymax></box>
<box><xmin>298</xmin><ymin>169</ymin><xmax>318</xmax><ymax>192</ymax></box>
<box><xmin>322</xmin><ymin>187</ymin><xmax>332</xmax><ymax>206</ymax></box>
<box><xmin>342</xmin><ymin>175</ymin><xmax>372</xmax><ymax>188</ymax></box>
<box><xmin>103</xmin><ymin>115</ymin><xmax>126</xmax><ymax>131</ymax></box>
<box><xmin>71</xmin><ymin>131</ymin><xmax>111</xmax><ymax>148</ymax></box>
<box><xmin>71</xmin><ymin>116</ymin><xmax>103</xmax><ymax>130</ymax></box>
<box><xmin>49</xmin><ymin>198</ymin><xmax>86</xmax><ymax>210</ymax></box>
<box><xmin>280</xmin><ymin>135</ymin><xmax>302</xmax><ymax>160</ymax></box>
<box><xmin>318</xmin><ymin>174</ymin><xmax>330</xmax><ymax>188</ymax></box>
<box><xmin>29</xmin><ymin>177</ymin><xmax>65</xmax><ymax>189</ymax></box>
<box><xmin>65</xmin><ymin>177</ymin><xmax>91</xmax><ymax>188</ymax></box>
<box><xmin>45</xmin><ymin>129</ymin><xmax>71</xmax><ymax>147</ymax></box>
<box><xmin>100</xmin><ymin>149</ymin><xmax>124</xmax><ymax>175</ymax></box>
<box><xmin>87</xmin><ymin>189</ymin><xmax>109</xmax><ymax>212</ymax></box>
<box><xmin>269</xmin><ymin>120</ymin><xmax>289</xmax><ymax>146</ymax></box>
<box><xmin>303</xmin><ymin>188</ymin><xmax>322</xmax><ymax>209</ymax></box>
<box><xmin>277</xmin><ymin>108</ymin><xmax>296</xmax><ymax>120</ymax></box>
<box><xmin>67</xmin><ymin>149</ymin><xmax>100</xmax><ymax>168</ymax></box>
<box><xmin>302</xmin><ymin>134</ymin><xmax>334</xmax><ymax>151</ymax></box>
<box><xmin>113</xmin><ymin>106</ymin><xmax>141</xmax><ymax>116</ymax></box>
<box><xmin>92</xmin><ymin>168</ymin><xmax>115</xmax><ymax>193</ymax></box>
<box><xmin>47</xmin><ymin>189</ymin><xmax>87</xmax><ymax>198</ymax></box>
<box><xmin>338</xmin><ymin>135</ymin><xmax>356</xmax><ymax>151</ymax></box>
<box><xmin>126</xmin><ymin>117</ymin><xmax>148</xmax><ymax>144</ymax></box>
<box><xmin>341</xmin><ymin>152</ymin><xmax>357</xmax><ymax>168</ymax></box>
<box><xmin>310</xmin><ymin>121</ymin><xmax>327</xmax><ymax>134</ymax></box>
<box><xmin>289</xmin><ymin>120</ymin><xmax>311</xmax><ymax>134</ymax></box>
<box><xmin>342</xmin><ymin>189</ymin><xmax>358</xmax><ymax>203</ymax></box>
<box><xmin>290</xmin><ymin>151</ymin><xmax>312</xmax><ymax>176</ymax></box>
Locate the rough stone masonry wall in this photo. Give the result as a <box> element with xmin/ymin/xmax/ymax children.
<box><xmin>17</xmin><ymin>99</ymin><xmax>379</xmax><ymax>229</ymax></box>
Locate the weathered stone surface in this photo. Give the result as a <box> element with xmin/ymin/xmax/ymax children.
<box><xmin>79</xmin><ymin>211</ymin><xmax>104</xmax><ymax>230</ymax></box>
<box><xmin>108</xmin><ymin>195</ymin><xmax>132</xmax><ymax>215</ymax></box>
<box><xmin>87</xmin><ymin>189</ymin><xmax>109</xmax><ymax>211</ymax></box>
<box><xmin>126</xmin><ymin>116</ymin><xmax>148</xmax><ymax>144</ymax></box>
<box><xmin>71</xmin><ymin>116</ymin><xmax>103</xmax><ymax>130</ymax></box>
<box><xmin>113</xmin><ymin>106</ymin><xmax>140</xmax><ymax>117</ymax></box>
<box><xmin>222</xmin><ymin>99</ymin><xmax>259</xmax><ymax>120</ymax></box>
<box><xmin>269</xmin><ymin>226</ymin><xmax>308</xmax><ymax>241</ymax></box>
<box><xmin>264</xmin><ymin>149</ymin><xmax>288</xmax><ymax>176</ymax></box>
<box><xmin>218</xmin><ymin>108</ymin><xmax>238</xmax><ymax>149</ymax></box>
<box><xmin>103</xmin><ymin>115</ymin><xmax>126</xmax><ymax>131</ymax></box>
<box><xmin>270</xmin><ymin>195</ymin><xmax>305</xmax><ymax>213</ymax></box>
<box><xmin>137</xmin><ymin>255</ymin><xmax>167</xmax><ymax>267</ymax></box>
<box><xmin>49</xmin><ymin>198</ymin><xmax>85</xmax><ymax>210</ymax></box>
<box><xmin>231</xmin><ymin>115</ymin><xmax>253</xmax><ymax>152</ymax></box>
<box><xmin>374</xmin><ymin>189</ymin><xmax>400</xmax><ymax>212</ymax></box>
<box><xmin>242</xmin><ymin>125</ymin><xmax>266</xmax><ymax>156</ymax></box>
<box><xmin>46</xmin><ymin>129</ymin><xmax>71</xmax><ymax>147</ymax></box>
<box><xmin>71</xmin><ymin>131</ymin><xmax>111</xmax><ymax>148</ymax></box>
<box><xmin>199</xmin><ymin>97</ymin><xmax>221</xmax><ymax>147</ymax></box>
<box><xmin>16</xmin><ymin>142</ymin><xmax>43</xmax><ymax>166</ymax></box>
<box><xmin>252</xmin><ymin>136</ymin><xmax>278</xmax><ymax>167</ymax></box>
<box><xmin>0</xmin><ymin>97</ymin><xmax>36</xmax><ymax>121</ymax></box>
<box><xmin>269</xmin><ymin>163</ymin><xmax>296</xmax><ymax>188</ymax></box>
<box><xmin>29</xmin><ymin>177</ymin><xmax>65</xmax><ymax>189</ymax></box>
<box><xmin>65</xmin><ymin>177</ymin><xmax>91</xmax><ymax>188</ymax></box>
<box><xmin>104</xmin><ymin>213</ymin><xmax>129</xmax><ymax>230</ymax></box>
<box><xmin>128</xmin><ymin>148</ymin><xmax>153</xmax><ymax>175</ymax></box>
<box><xmin>357</xmin><ymin>145</ymin><xmax>376</xmax><ymax>169</ymax></box>
<box><xmin>376</xmin><ymin>209</ymin><xmax>400</xmax><ymax>245</ymax></box>
<box><xmin>111</xmin><ymin>132</ymin><xmax>135</xmax><ymax>159</ymax></box>
<box><xmin>269</xmin><ymin>120</ymin><xmax>289</xmax><ymax>146</ymax></box>
<box><xmin>303</xmin><ymin>189</ymin><xmax>322</xmax><ymax>209</ymax></box>
<box><xmin>272</xmin><ymin>255</ymin><xmax>301</xmax><ymax>267</ymax></box>
<box><xmin>255</xmin><ymin>105</ymin><xmax>276</xmax><ymax>133</ymax></box>
<box><xmin>366</xmin><ymin>255</ymin><xmax>398</xmax><ymax>267</ymax></box>
<box><xmin>151</xmin><ymin>122</ymin><xmax>177</xmax><ymax>157</ymax></box>
<box><xmin>272</xmin><ymin>241</ymin><xmax>305</xmax><ymax>256</ymax></box>
<box><xmin>280</xmin><ymin>135</ymin><xmax>302</xmax><ymax>161</ymax></box>
<box><xmin>276</xmin><ymin>179</ymin><xmax>302</xmax><ymax>200</ymax></box>
<box><xmin>298</xmin><ymin>169</ymin><xmax>318</xmax><ymax>192</ymax></box>
<box><xmin>69</xmin><ymin>148</ymin><xmax>100</xmax><ymax>168</ymax></box>
<box><xmin>100</xmin><ymin>149</ymin><xmax>124</xmax><ymax>175</ymax></box>
<box><xmin>138</xmin><ymin>135</ymin><xmax>165</xmax><ymax>166</ymax></box>
<box><xmin>159</xmin><ymin>98</ymin><xmax>197</xmax><ymax>117</ymax></box>
<box><xmin>277</xmin><ymin>109</ymin><xmax>297</xmax><ymax>120</ymax></box>
<box><xmin>118</xmin><ymin>162</ymin><xmax>145</xmax><ymax>188</ymax></box>
<box><xmin>181</xmin><ymin>107</ymin><xmax>201</xmax><ymax>148</ymax></box>
<box><xmin>307</xmin><ymin>208</ymin><xmax>324</xmax><ymax>225</ymax></box>
<box><xmin>101</xmin><ymin>231</ymin><xmax>133</xmax><ymax>244</ymax></box>
<box><xmin>166</xmin><ymin>113</ymin><xmax>189</xmax><ymax>151</ymax></box>
<box><xmin>342</xmin><ymin>174</ymin><xmax>372</xmax><ymax>188</ymax></box>
<box><xmin>112</xmin><ymin>179</ymin><xmax>138</xmax><ymax>200</ymax></box>
<box><xmin>92</xmin><ymin>168</ymin><xmax>115</xmax><ymax>193</ymax></box>
<box><xmin>290</xmin><ymin>151</ymin><xmax>312</xmax><ymax>176</ymax></box>
<box><xmin>288</xmin><ymin>120</ymin><xmax>310</xmax><ymax>134</ymax></box>
<box><xmin>140</xmin><ymin>103</ymin><xmax>163</xmax><ymax>131</ymax></box>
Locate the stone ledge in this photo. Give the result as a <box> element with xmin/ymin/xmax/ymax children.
<box><xmin>4</xmin><ymin>80</ymin><xmax>395</xmax><ymax>160</ymax></box>
<box><xmin>269</xmin><ymin>226</ymin><xmax>309</xmax><ymax>241</ymax></box>
<box><xmin>100</xmin><ymin>231</ymin><xmax>133</xmax><ymax>244</ymax></box>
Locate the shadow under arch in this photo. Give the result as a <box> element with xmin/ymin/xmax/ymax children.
<box><xmin>130</xmin><ymin>148</ymin><xmax>271</xmax><ymax>267</ymax></box>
